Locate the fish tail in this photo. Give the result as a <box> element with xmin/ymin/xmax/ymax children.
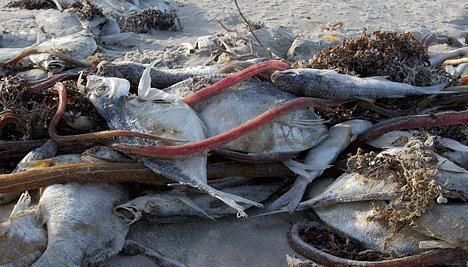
<box><xmin>202</xmin><ymin>185</ymin><xmax>263</xmax><ymax>218</ymax></box>
<box><xmin>420</xmin><ymin>83</ymin><xmax>448</xmax><ymax>93</ymax></box>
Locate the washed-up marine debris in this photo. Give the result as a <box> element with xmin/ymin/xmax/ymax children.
<box><xmin>296</xmin><ymin>30</ymin><xmax>452</xmax><ymax>86</ymax></box>
<box><xmin>84</xmin><ymin>64</ymin><xmax>263</xmax><ymax>217</ymax></box>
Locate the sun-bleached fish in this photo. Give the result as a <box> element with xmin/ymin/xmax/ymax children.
<box><xmin>271</xmin><ymin>68</ymin><xmax>448</xmax><ymax>99</ymax></box>
<box><xmin>115</xmin><ymin>182</ymin><xmax>281</xmax><ymax>223</ymax></box>
<box><xmin>85</xmin><ymin>64</ymin><xmax>261</xmax><ymax>217</ymax></box>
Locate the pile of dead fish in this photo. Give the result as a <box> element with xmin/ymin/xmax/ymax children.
<box><xmin>0</xmin><ymin>1</ymin><xmax>467</xmax><ymax>266</ymax></box>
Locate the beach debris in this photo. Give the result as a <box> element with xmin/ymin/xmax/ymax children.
<box><xmin>288</xmin><ymin>221</ymin><xmax>467</xmax><ymax>267</ymax></box>
<box><xmin>84</xmin><ymin>63</ymin><xmax>263</xmax><ymax>217</ymax></box>
<box><xmin>33</xmin><ymin>182</ymin><xmax>129</xmax><ymax>266</ymax></box>
<box><xmin>268</xmin><ymin>119</ymin><xmax>372</xmax><ymax>211</ymax></box>
<box><xmin>299</xmin><ymin>30</ymin><xmax>451</xmax><ymax>86</ymax></box>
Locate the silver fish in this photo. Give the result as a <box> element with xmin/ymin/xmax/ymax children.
<box><xmin>268</xmin><ymin>120</ymin><xmax>372</xmax><ymax>211</ymax></box>
<box><xmin>33</xmin><ymin>182</ymin><xmax>129</xmax><ymax>266</ymax></box>
<box><xmin>271</xmin><ymin>68</ymin><xmax>447</xmax><ymax>99</ymax></box>
<box><xmin>166</xmin><ymin>79</ymin><xmax>328</xmax><ymax>154</ymax></box>
<box><xmin>97</xmin><ymin>60</ymin><xmax>220</xmax><ymax>88</ymax></box>
<box><xmin>314</xmin><ymin>201</ymin><xmax>430</xmax><ymax>256</ymax></box>
<box><xmin>115</xmin><ymin>182</ymin><xmax>281</xmax><ymax>223</ymax></box>
<box><xmin>85</xmin><ymin>64</ymin><xmax>261</xmax><ymax>217</ymax></box>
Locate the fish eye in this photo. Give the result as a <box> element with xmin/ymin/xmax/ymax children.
<box><xmin>95</xmin><ymin>86</ymin><xmax>109</xmax><ymax>97</ymax></box>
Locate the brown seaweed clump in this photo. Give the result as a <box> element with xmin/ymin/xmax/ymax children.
<box><xmin>5</xmin><ymin>0</ymin><xmax>55</xmax><ymax>9</ymax></box>
<box><xmin>347</xmin><ymin>137</ymin><xmax>441</xmax><ymax>231</ymax></box>
<box><xmin>302</xmin><ymin>30</ymin><xmax>452</xmax><ymax>86</ymax></box>
<box><xmin>0</xmin><ymin>77</ymin><xmax>104</xmax><ymax>140</ymax></box>
<box><xmin>117</xmin><ymin>9</ymin><xmax>181</xmax><ymax>33</ymax></box>
<box><xmin>69</xmin><ymin>0</ymin><xmax>104</xmax><ymax>21</ymax></box>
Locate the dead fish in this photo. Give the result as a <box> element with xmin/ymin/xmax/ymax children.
<box><xmin>271</xmin><ymin>68</ymin><xmax>448</xmax><ymax>99</ymax></box>
<box><xmin>97</xmin><ymin>60</ymin><xmax>221</xmax><ymax>88</ymax></box>
<box><xmin>268</xmin><ymin>119</ymin><xmax>372</xmax><ymax>211</ymax></box>
<box><xmin>0</xmin><ymin>140</ymin><xmax>58</xmax><ymax>205</ymax></box>
<box><xmin>85</xmin><ymin>64</ymin><xmax>261</xmax><ymax>217</ymax></box>
<box><xmin>33</xmin><ymin>183</ymin><xmax>129</xmax><ymax>266</ymax></box>
<box><xmin>16</xmin><ymin>68</ymin><xmax>49</xmax><ymax>81</ymax></box>
<box><xmin>430</xmin><ymin>47</ymin><xmax>468</xmax><ymax>66</ymax></box>
<box><xmin>166</xmin><ymin>78</ymin><xmax>328</xmax><ymax>154</ymax></box>
<box><xmin>33</xmin><ymin>29</ymin><xmax>96</xmax><ymax>60</ymax></box>
<box><xmin>115</xmin><ymin>182</ymin><xmax>281</xmax><ymax>223</ymax></box>
<box><xmin>35</xmin><ymin>9</ymin><xmax>82</xmax><ymax>38</ymax></box>
<box><xmin>413</xmin><ymin>203</ymin><xmax>467</xmax><ymax>249</ymax></box>
<box><xmin>314</xmin><ymin>201</ymin><xmax>430</xmax><ymax>256</ymax></box>
<box><xmin>0</xmin><ymin>192</ymin><xmax>47</xmax><ymax>266</ymax></box>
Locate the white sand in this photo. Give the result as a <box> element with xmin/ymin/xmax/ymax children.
<box><xmin>0</xmin><ymin>1</ymin><xmax>466</xmax><ymax>266</ymax></box>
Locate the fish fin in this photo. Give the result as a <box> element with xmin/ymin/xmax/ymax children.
<box><xmin>175</xmin><ymin>195</ymin><xmax>216</xmax><ymax>222</ymax></box>
<box><xmin>267</xmin><ymin>177</ymin><xmax>309</xmax><ymax>212</ymax></box>
<box><xmin>9</xmin><ymin>191</ymin><xmax>31</xmax><ymax>219</ymax></box>
<box><xmin>284</xmin><ymin>159</ymin><xmax>331</xmax><ymax>179</ymax></box>
<box><xmin>282</xmin><ymin>117</ymin><xmax>328</xmax><ymax>128</ymax></box>
<box><xmin>203</xmin><ymin>186</ymin><xmax>263</xmax><ymax>218</ymax></box>
<box><xmin>138</xmin><ymin>60</ymin><xmax>158</xmax><ymax>100</ymax></box>
<box><xmin>249</xmin><ymin>208</ymin><xmax>288</xmax><ymax>218</ymax></box>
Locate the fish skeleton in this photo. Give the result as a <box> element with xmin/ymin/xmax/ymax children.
<box><xmin>271</xmin><ymin>68</ymin><xmax>447</xmax><ymax>99</ymax></box>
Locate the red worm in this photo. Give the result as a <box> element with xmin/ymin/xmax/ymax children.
<box><xmin>113</xmin><ymin>97</ymin><xmax>344</xmax><ymax>159</ymax></box>
<box><xmin>182</xmin><ymin>60</ymin><xmax>289</xmax><ymax>106</ymax></box>
<box><xmin>358</xmin><ymin>110</ymin><xmax>468</xmax><ymax>143</ymax></box>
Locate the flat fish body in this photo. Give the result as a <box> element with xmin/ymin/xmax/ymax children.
<box><xmin>86</xmin><ymin>71</ymin><xmax>260</xmax><ymax>215</ymax></box>
<box><xmin>168</xmin><ymin>79</ymin><xmax>328</xmax><ymax>154</ymax></box>
<box><xmin>271</xmin><ymin>68</ymin><xmax>446</xmax><ymax>99</ymax></box>
<box><xmin>314</xmin><ymin>201</ymin><xmax>429</xmax><ymax>256</ymax></box>
<box><xmin>33</xmin><ymin>183</ymin><xmax>129</xmax><ymax>267</ymax></box>
<box><xmin>414</xmin><ymin>204</ymin><xmax>467</xmax><ymax>248</ymax></box>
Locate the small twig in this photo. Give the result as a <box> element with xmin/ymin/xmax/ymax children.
<box><xmin>0</xmin><ymin>161</ymin><xmax>293</xmax><ymax>193</ymax></box>
<box><xmin>216</xmin><ymin>18</ymin><xmax>238</xmax><ymax>33</ymax></box>
<box><xmin>0</xmin><ymin>47</ymin><xmax>90</xmax><ymax>68</ymax></box>
<box><xmin>443</xmin><ymin>57</ymin><xmax>468</xmax><ymax>66</ymax></box>
<box><xmin>233</xmin><ymin>0</ymin><xmax>273</xmax><ymax>59</ymax></box>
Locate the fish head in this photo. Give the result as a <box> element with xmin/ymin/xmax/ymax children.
<box><xmin>114</xmin><ymin>194</ymin><xmax>191</xmax><ymax>224</ymax></box>
<box><xmin>271</xmin><ymin>69</ymin><xmax>320</xmax><ymax>94</ymax></box>
<box><xmin>84</xmin><ymin>74</ymin><xmax>130</xmax><ymax>116</ymax></box>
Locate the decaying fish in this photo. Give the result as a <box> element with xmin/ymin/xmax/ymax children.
<box><xmin>115</xmin><ymin>181</ymin><xmax>281</xmax><ymax>223</ymax></box>
<box><xmin>0</xmin><ymin>192</ymin><xmax>47</xmax><ymax>266</ymax></box>
<box><xmin>182</xmin><ymin>79</ymin><xmax>328</xmax><ymax>154</ymax></box>
<box><xmin>85</xmin><ymin>64</ymin><xmax>261</xmax><ymax>217</ymax></box>
<box><xmin>33</xmin><ymin>182</ymin><xmax>129</xmax><ymax>266</ymax></box>
<box><xmin>35</xmin><ymin>9</ymin><xmax>82</xmax><ymax>38</ymax></box>
<box><xmin>268</xmin><ymin>119</ymin><xmax>372</xmax><ymax>211</ymax></box>
<box><xmin>271</xmin><ymin>68</ymin><xmax>448</xmax><ymax>99</ymax></box>
<box><xmin>97</xmin><ymin>60</ymin><xmax>221</xmax><ymax>88</ymax></box>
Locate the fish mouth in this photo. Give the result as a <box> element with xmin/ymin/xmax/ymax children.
<box><xmin>114</xmin><ymin>205</ymin><xmax>142</xmax><ymax>224</ymax></box>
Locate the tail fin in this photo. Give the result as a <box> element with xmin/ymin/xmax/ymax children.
<box><xmin>201</xmin><ymin>184</ymin><xmax>263</xmax><ymax>218</ymax></box>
